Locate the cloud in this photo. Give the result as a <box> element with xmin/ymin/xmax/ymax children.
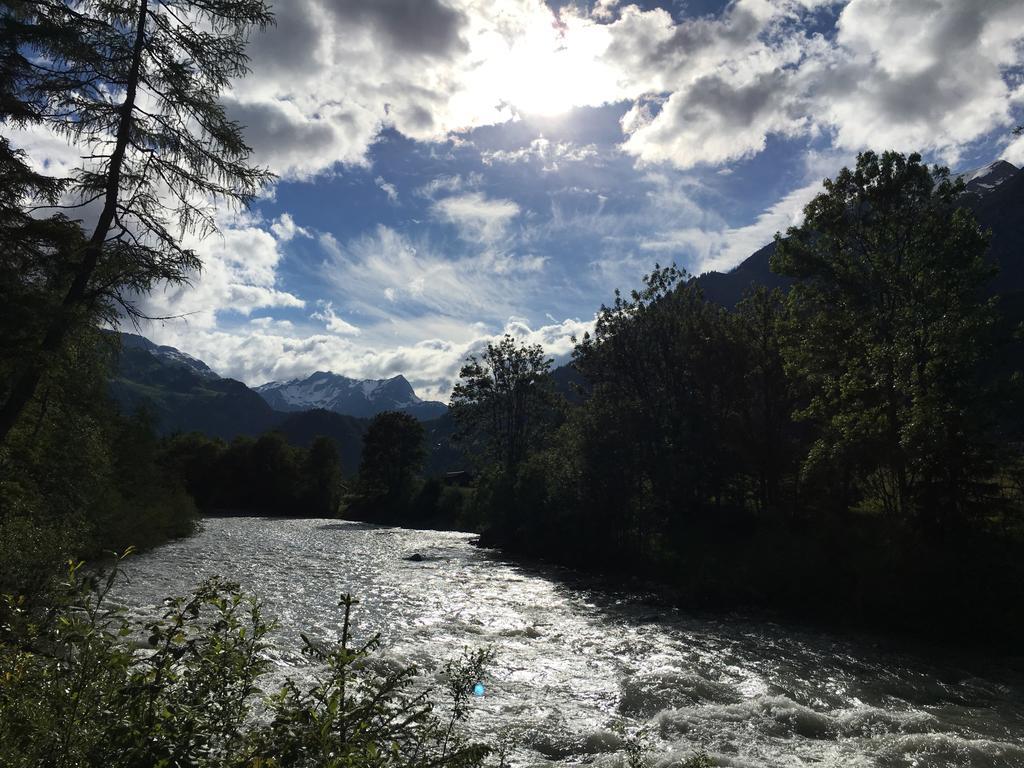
<box><xmin>1003</xmin><ymin>133</ymin><xmax>1024</xmax><ymax>166</ymax></box>
<box><xmin>613</xmin><ymin>0</ymin><xmax>1024</xmax><ymax>168</ymax></box>
<box><xmin>311</xmin><ymin>300</ymin><xmax>362</xmax><ymax>335</ymax></box>
<box><xmin>21</xmin><ymin>1</ymin><xmax>1024</xmax><ymax>183</ymax></box>
<box><xmin>374</xmin><ymin>176</ymin><xmax>399</xmax><ymax>202</ymax></box>
<box><xmin>431</xmin><ymin>192</ymin><xmax>521</xmax><ymax>243</ymax></box>
<box><xmin>137</xmin><ymin>213</ymin><xmax>304</xmax><ymax>328</ymax></box>
<box><xmin>141</xmin><ymin>315</ymin><xmax>591</xmax><ymax>401</ymax></box>
<box><xmin>622</xmin><ymin>68</ymin><xmax>810</xmax><ymax>168</ymax></box>
<box><xmin>482</xmin><ymin>137</ymin><xmax>600</xmax><ymax>171</ymax></box>
<box><xmin>271</xmin><ymin>213</ymin><xmax>311</xmax><ymax>242</ymax></box>
<box><xmin>321</xmin><ymin>0</ymin><xmax>468</xmax><ymax>59</ymax></box>
<box><xmin>318</xmin><ymin>224</ymin><xmax>541</xmax><ymax>323</ymax></box>
<box><xmin>225</xmin><ymin>97</ymin><xmax>379</xmax><ymax>178</ymax></box>
<box><xmin>250</xmin><ymin>317</ymin><xmax>295</xmax><ymax>332</ymax></box>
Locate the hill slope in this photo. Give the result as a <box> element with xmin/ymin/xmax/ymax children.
<box><xmin>695</xmin><ymin>160</ymin><xmax>1024</xmax><ymax>307</ymax></box>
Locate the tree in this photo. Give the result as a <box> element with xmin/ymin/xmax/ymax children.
<box><xmin>0</xmin><ymin>0</ymin><xmax>273</xmax><ymax>444</ymax></box>
<box><xmin>247</xmin><ymin>432</ymin><xmax>301</xmax><ymax>514</ymax></box>
<box><xmin>450</xmin><ymin>334</ymin><xmax>556</xmax><ymax>472</ymax></box>
<box><xmin>357</xmin><ymin>411</ymin><xmax>425</xmax><ymax>502</ymax></box>
<box><xmin>733</xmin><ymin>287</ymin><xmax>799</xmax><ymax>516</ymax></box>
<box><xmin>573</xmin><ymin>266</ymin><xmax>746</xmax><ymax>520</ymax></box>
<box><xmin>771</xmin><ymin>150</ymin><xmax>998</xmax><ymax>524</ymax></box>
<box><xmin>302</xmin><ymin>436</ymin><xmax>342</xmax><ymax>517</ymax></box>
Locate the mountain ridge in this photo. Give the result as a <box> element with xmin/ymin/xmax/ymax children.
<box><xmin>254</xmin><ymin>370</ymin><xmax>447</xmax><ymax>421</ymax></box>
<box><xmin>117</xmin><ymin>333</ymin><xmax>447</xmax><ymax>422</ymax></box>
<box><xmin>694</xmin><ymin>159</ymin><xmax>1023</xmax><ymax>308</ymax></box>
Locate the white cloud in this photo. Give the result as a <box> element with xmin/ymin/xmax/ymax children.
<box><xmin>613</xmin><ymin>0</ymin><xmax>1024</xmax><ymax>168</ymax></box>
<box><xmin>250</xmin><ymin>317</ymin><xmax>295</xmax><ymax>332</ymax></box>
<box><xmin>1002</xmin><ymin>133</ymin><xmax>1024</xmax><ymax>166</ymax></box>
<box><xmin>374</xmin><ymin>176</ymin><xmax>399</xmax><ymax>203</ymax></box>
<box><xmin>318</xmin><ymin>224</ymin><xmax>542</xmax><ymax>323</ymax></box>
<box><xmin>311</xmin><ymin>300</ymin><xmax>362</xmax><ymax>335</ymax></box>
<box><xmin>431</xmin><ymin>192</ymin><xmax>521</xmax><ymax>243</ymax></box>
<box><xmin>138</xmin><ymin>212</ymin><xmax>304</xmax><ymax>329</ymax></box>
<box><xmin>24</xmin><ymin>1</ymin><xmax>1024</xmax><ymax>180</ymax></box>
<box><xmin>271</xmin><ymin>213</ymin><xmax>311</xmax><ymax>242</ymax></box>
<box><xmin>482</xmin><ymin>137</ymin><xmax>600</xmax><ymax>171</ymax></box>
<box><xmin>140</xmin><ymin>315</ymin><xmax>591</xmax><ymax>401</ymax></box>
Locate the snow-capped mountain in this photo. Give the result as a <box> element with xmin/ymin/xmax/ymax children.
<box><xmin>958</xmin><ymin>159</ymin><xmax>1018</xmax><ymax>195</ymax></box>
<box><xmin>255</xmin><ymin>371</ymin><xmax>447</xmax><ymax>421</ymax></box>
<box><xmin>119</xmin><ymin>332</ymin><xmax>219</xmax><ymax>380</ymax></box>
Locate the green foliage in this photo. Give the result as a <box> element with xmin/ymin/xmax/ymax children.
<box><xmin>451</xmin><ymin>335</ymin><xmax>559</xmax><ymax>472</ymax></box>
<box><xmin>0</xmin><ymin>330</ymin><xmax>197</xmax><ymax>599</ymax></box>
<box><xmin>0</xmin><ymin>557</ymin><xmax>268</xmax><ymax>767</ymax></box>
<box><xmin>569</xmin><ymin>265</ymin><xmax>758</xmax><ymax>553</ymax></box>
<box><xmin>0</xmin><ymin>561</ymin><xmax>491</xmax><ymax>768</ymax></box>
<box><xmin>1</xmin><ymin>0</ymin><xmax>273</xmax><ymax>593</ymax></box>
<box><xmin>772</xmin><ymin>150</ymin><xmax>999</xmax><ymax>524</ymax></box>
<box><xmin>357</xmin><ymin>411</ymin><xmax>426</xmax><ymax>502</ymax></box>
<box><xmin>460</xmin><ymin>151</ymin><xmax>1024</xmax><ymax>641</ymax></box>
<box><xmin>159</xmin><ymin>431</ymin><xmax>344</xmax><ymax>517</ymax></box>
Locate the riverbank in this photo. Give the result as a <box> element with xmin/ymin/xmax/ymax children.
<box><xmin>477</xmin><ymin>512</ymin><xmax>1024</xmax><ymax>654</ymax></box>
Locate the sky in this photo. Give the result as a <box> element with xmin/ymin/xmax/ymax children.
<box><xmin>21</xmin><ymin>0</ymin><xmax>1024</xmax><ymax>400</ymax></box>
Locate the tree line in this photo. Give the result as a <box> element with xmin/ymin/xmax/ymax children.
<box><xmin>159</xmin><ymin>412</ymin><xmax>467</xmax><ymax>527</ymax></box>
<box><xmin>450</xmin><ymin>151</ymin><xmax>1024</xmax><ymax>642</ymax></box>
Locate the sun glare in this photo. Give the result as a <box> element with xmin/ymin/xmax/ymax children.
<box><xmin>475</xmin><ymin>10</ymin><xmax>615</xmax><ymax>118</ymax></box>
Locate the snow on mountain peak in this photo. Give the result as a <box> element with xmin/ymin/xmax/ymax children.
<box><xmin>152</xmin><ymin>346</ymin><xmax>219</xmax><ymax>379</ymax></box>
<box><xmin>959</xmin><ymin>160</ymin><xmax>1018</xmax><ymax>193</ymax></box>
<box><xmin>254</xmin><ymin>371</ymin><xmax>442</xmax><ymax>420</ymax></box>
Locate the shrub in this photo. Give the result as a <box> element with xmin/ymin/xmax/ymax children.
<box><xmin>0</xmin><ymin>556</ymin><xmax>491</xmax><ymax>768</ymax></box>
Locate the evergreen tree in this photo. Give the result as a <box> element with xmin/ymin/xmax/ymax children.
<box><xmin>0</xmin><ymin>0</ymin><xmax>273</xmax><ymax>443</ymax></box>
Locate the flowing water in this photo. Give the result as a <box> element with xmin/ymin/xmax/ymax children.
<box><xmin>115</xmin><ymin>517</ymin><xmax>1024</xmax><ymax>767</ymax></box>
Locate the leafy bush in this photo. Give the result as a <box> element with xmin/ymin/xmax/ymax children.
<box><xmin>0</xmin><ymin>557</ymin><xmax>491</xmax><ymax>768</ymax></box>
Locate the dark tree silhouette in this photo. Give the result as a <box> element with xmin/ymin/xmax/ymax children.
<box><xmin>450</xmin><ymin>334</ymin><xmax>556</xmax><ymax>472</ymax></box>
<box><xmin>0</xmin><ymin>0</ymin><xmax>273</xmax><ymax>444</ymax></box>
<box><xmin>357</xmin><ymin>411</ymin><xmax>425</xmax><ymax>501</ymax></box>
<box><xmin>772</xmin><ymin>150</ymin><xmax>997</xmax><ymax>523</ymax></box>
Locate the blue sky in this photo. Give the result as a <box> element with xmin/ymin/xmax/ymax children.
<box><xmin>22</xmin><ymin>0</ymin><xmax>1024</xmax><ymax>400</ymax></box>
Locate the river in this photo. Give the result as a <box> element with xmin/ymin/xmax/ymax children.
<box><xmin>114</xmin><ymin>517</ymin><xmax>1024</xmax><ymax>767</ymax></box>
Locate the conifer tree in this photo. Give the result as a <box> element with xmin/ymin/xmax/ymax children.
<box><xmin>0</xmin><ymin>0</ymin><xmax>274</xmax><ymax>443</ymax></box>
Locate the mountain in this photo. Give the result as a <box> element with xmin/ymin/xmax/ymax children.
<box><xmin>112</xmin><ymin>333</ymin><xmax>280</xmax><ymax>440</ymax></box>
<box><xmin>110</xmin><ymin>334</ymin><xmax>368</xmax><ymax>469</ymax></box>
<box><xmin>119</xmin><ymin>332</ymin><xmax>220</xmax><ymax>380</ymax></box>
<box><xmin>109</xmin><ymin>334</ymin><xmax>462</xmax><ymax>476</ymax></box>
<box><xmin>695</xmin><ymin>159</ymin><xmax>1024</xmax><ymax>308</ymax></box>
<box><xmin>960</xmin><ymin>159</ymin><xmax>1019</xmax><ymax>195</ymax></box>
<box><xmin>255</xmin><ymin>371</ymin><xmax>447</xmax><ymax>421</ymax></box>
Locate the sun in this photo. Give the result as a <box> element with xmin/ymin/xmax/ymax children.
<box><xmin>475</xmin><ymin>9</ymin><xmax>616</xmax><ymax>118</ymax></box>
